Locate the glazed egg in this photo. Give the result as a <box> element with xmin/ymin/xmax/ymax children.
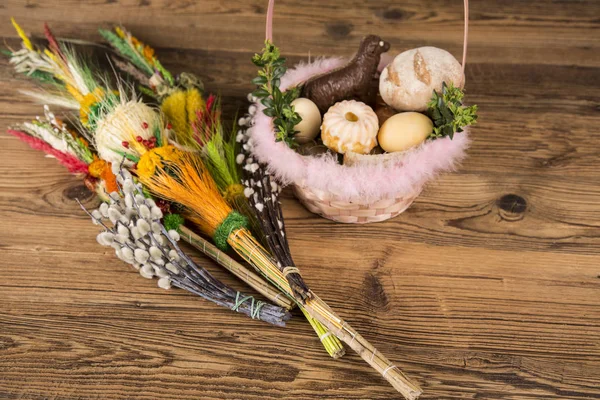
<box><xmin>377</xmin><ymin>112</ymin><xmax>433</xmax><ymax>152</ymax></box>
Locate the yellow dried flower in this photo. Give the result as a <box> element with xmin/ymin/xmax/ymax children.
<box><xmin>115</xmin><ymin>26</ymin><xmax>126</xmax><ymax>39</ymax></box>
<box><xmin>160</xmin><ymin>88</ymin><xmax>206</xmax><ymax>148</ymax></box>
<box><xmin>223</xmin><ymin>183</ymin><xmax>245</xmax><ymax>204</ymax></box>
<box><xmin>11</xmin><ymin>18</ymin><xmax>34</xmax><ymax>51</ymax></box>
<box><xmin>161</xmin><ymin>90</ymin><xmax>189</xmax><ymax>139</ymax></box>
<box><xmin>65</xmin><ymin>83</ymin><xmax>84</xmax><ymax>103</ymax></box>
<box><xmin>88</xmin><ymin>158</ymin><xmax>107</xmax><ymax>178</ymax></box>
<box><xmin>136</xmin><ymin>145</ymin><xmax>183</xmax><ymax>179</ymax></box>
<box><xmin>186</xmin><ymin>88</ymin><xmax>205</xmax><ymax>130</ymax></box>
<box><xmin>79</xmin><ymin>87</ymin><xmax>105</xmax><ymax>125</ymax></box>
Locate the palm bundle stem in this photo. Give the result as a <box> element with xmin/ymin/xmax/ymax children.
<box><xmin>9</xmin><ymin>110</ymin><xmax>293</xmax><ymax>313</ymax></box>
<box><xmin>237</xmin><ymin>113</ymin><xmax>422</xmax><ymax>400</ymax></box>
<box><xmin>230</xmin><ymin>227</ymin><xmax>422</xmax><ymax>399</ymax></box>
<box><xmin>238</xmin><ymin>121</ymin><xmax>422</xmax><ymax>396</ymax></box>
<box><xmin>180</xmin><ymin>225</ymin><xmax>341</xmax><ymax>356</ymax></box>
<box><xmin>179</xmin><ymin>225</ymin><xmax>293</xmax><ymax>310</ymax></box>
<box><xmin>245</xmin><ymin>34</ymin><xmax>421</xmax><ymax>396</ymax></box>
<box><xmin>79</xmin><ymin>186</ymin><xmax>289</xmax><ymax>327</ymax></box>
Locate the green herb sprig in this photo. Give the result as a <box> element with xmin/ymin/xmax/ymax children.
<box><xmin>427</xmin><ymin>82</ymin><xmax>478</xmax><ymax>139</ymax></box>
<box><xmin>251</xmin><ymin>40</ymin><xmax>301</xmax><ymax>147</ymax></box>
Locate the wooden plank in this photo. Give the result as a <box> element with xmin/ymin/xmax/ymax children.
<box><xmin>0</xmin><ymin>1</ymin><xmax>599</xmax><ymax>399</ymax></box>
<box><xmin>1</xmin><ymin>0</ymin><xmax>599</xmax><ymax>66</ymax></box>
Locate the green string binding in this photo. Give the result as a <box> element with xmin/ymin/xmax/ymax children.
<box><xmin>213</xmin><ymin>211</ymin><xmax>248</xmax><ymax>251</ymax></box>
<box><xmin>231</xmin><ymin>292</ymin><xmax>266</xmax><ymax>320</ymax></box>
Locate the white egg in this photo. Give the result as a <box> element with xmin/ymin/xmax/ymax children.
<box><xmin>291</xmin><ymin>98</ymin><xmax>322</xmax><ymax>144</ymax></box>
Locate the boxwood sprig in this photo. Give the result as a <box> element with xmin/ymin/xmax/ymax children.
<box><xmin>251</xmin><ymin>40</ymin><xmax>301</xmax><ymax>147</ymax></box>
<box><xmin>427</xmin><ymin>81</ymin><xmax>478</xmax><ymax>139</ymax></box>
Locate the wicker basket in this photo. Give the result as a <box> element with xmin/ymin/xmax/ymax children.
<box><xmin>249</xmin><ymin>56</ymin><xmax>469</xmax><ymax>225</ymax></box>
<box><xmin>249</xmin><ymin>55</ymin><xmax>469</xmax><ymax>224</ymax></box>
<box><xmin>249</xmin><ymin>0</ymin><xmax>472</xmax><ymax>225</ymax></box>
<box><xmin>293</xmin><ymin>184</ymin><xmax>422</xmax><ymax>224</ymax></box>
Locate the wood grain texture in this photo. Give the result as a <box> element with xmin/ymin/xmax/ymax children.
<box><xmin>1</xmin><ymin>0</ymin><xmax>599</xmax><ymax>399</ymax></box>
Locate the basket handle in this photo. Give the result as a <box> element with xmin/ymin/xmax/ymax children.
<box><xmin>265</xmin><ymin>0</ymin><xmax>275</xmax><ymax>43</ymax></box>
<box><xmin>462</xmin><ymin>0</ymin><xmax>469</xmax><ymax>75</ymax></box>
<box><xmin>265</xmin><ymin>0</ymin><xmax>469</xmax><ymax>78</ymax></box>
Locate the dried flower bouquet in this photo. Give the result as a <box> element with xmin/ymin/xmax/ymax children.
<box><xmin>6</xmin><ymin>105</ymin><xmax>290</xmax><ymax>326</ymax></box>
<box><xmin>97</xmin><ymin>25</ymin><xmax>344</xmax><ymax>357</ymax></box>
<box><xmin>6</xmin><ymin>20</ymin><xmax>342</xmax><ymax>355</ymax></box>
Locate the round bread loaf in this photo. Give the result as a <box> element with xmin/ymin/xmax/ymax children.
<box><xmin>379</xmin><ymin>47</ymin><xmax>464</xmax><ymax>112</ymax></box>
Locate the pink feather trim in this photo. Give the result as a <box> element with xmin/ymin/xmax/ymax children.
<box><xmin>7</xmin><ymin>129</ymin><xmax>90</xmax><ymax>174</ymax></box>
<box><xmin>249</xmin><ymin>57</ymin><xmax>470</xmax><ymax>203</ymax></box>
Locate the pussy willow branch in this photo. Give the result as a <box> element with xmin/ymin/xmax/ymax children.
<box><xmin>76</xmin><ymin>171</ymin><xmax>290</xmax><ymax>327</ymax></box>
<box><xmin>240</xmin><ymin>136</ymin><xmax>309</xmax><ymax>302</ymax></box>
<box><xmin>246</xmin><ymin>168</ymin><xmax>309</xmax><ymax>299</ymax></box>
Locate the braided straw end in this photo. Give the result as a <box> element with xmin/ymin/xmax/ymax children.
<box><xmin>293</xmin><ymin>184</ymin><xmax>422</xmax><ymax>224</ymax></box>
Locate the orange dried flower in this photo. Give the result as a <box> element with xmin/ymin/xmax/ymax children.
<box><xmin>131</xmin><ymin>36</ymin><xmax>142</xmax><ymax>48</ymax></box>
<box><xmin>143</xmin><ymin>45</ymin><xmax>155</xmax><ymax>62</ymax></box>
<box><xmin>87</xmin><ymin>158</ymin><xmax>117</xmax><ymax>193</ymax></box>
<box><xmin>101</xmin><ymin>164</ymin><xmax>119</xmax><ymax>193</ymax></box>
<box><xmin>88</xmin><ymin>158</ymin><xmax>106</xmax><ymax>178</ymax></box>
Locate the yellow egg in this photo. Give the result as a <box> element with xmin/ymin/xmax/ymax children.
<box><xmin>377</xmin><ymin>112</ymin><xmax>433</xmax><ymax>152</ymax></box>
<box><xmin>291</xmin><ymin>98</ymin><xmax>322</xmax><ymax>144</ymax></box>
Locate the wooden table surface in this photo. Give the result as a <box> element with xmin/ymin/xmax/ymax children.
<box><xmin>1</xmin><ymin>1</ymin><xmax>599</xmax><ymax>399</ymax></box>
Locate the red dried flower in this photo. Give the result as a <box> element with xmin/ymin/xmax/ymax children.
<box><xmin>155</xmin><ymin>199</ymin><xmax>171</xmax><ymax>215</ymax></box>
<box><xmin>83</xmin><ymin>175</ymin><xmax>98</xmax><ymax>192</ymax></box>
<box><xmin>206</xmin><ymin>93</ymin><xmax>216</xmax><ymax>112</ymax></box>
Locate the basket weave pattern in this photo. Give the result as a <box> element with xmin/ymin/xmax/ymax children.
<box><xmin>293</xmin><ymin>184</ymin><xmax>422</xmax><ymax>224</ymax></box>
